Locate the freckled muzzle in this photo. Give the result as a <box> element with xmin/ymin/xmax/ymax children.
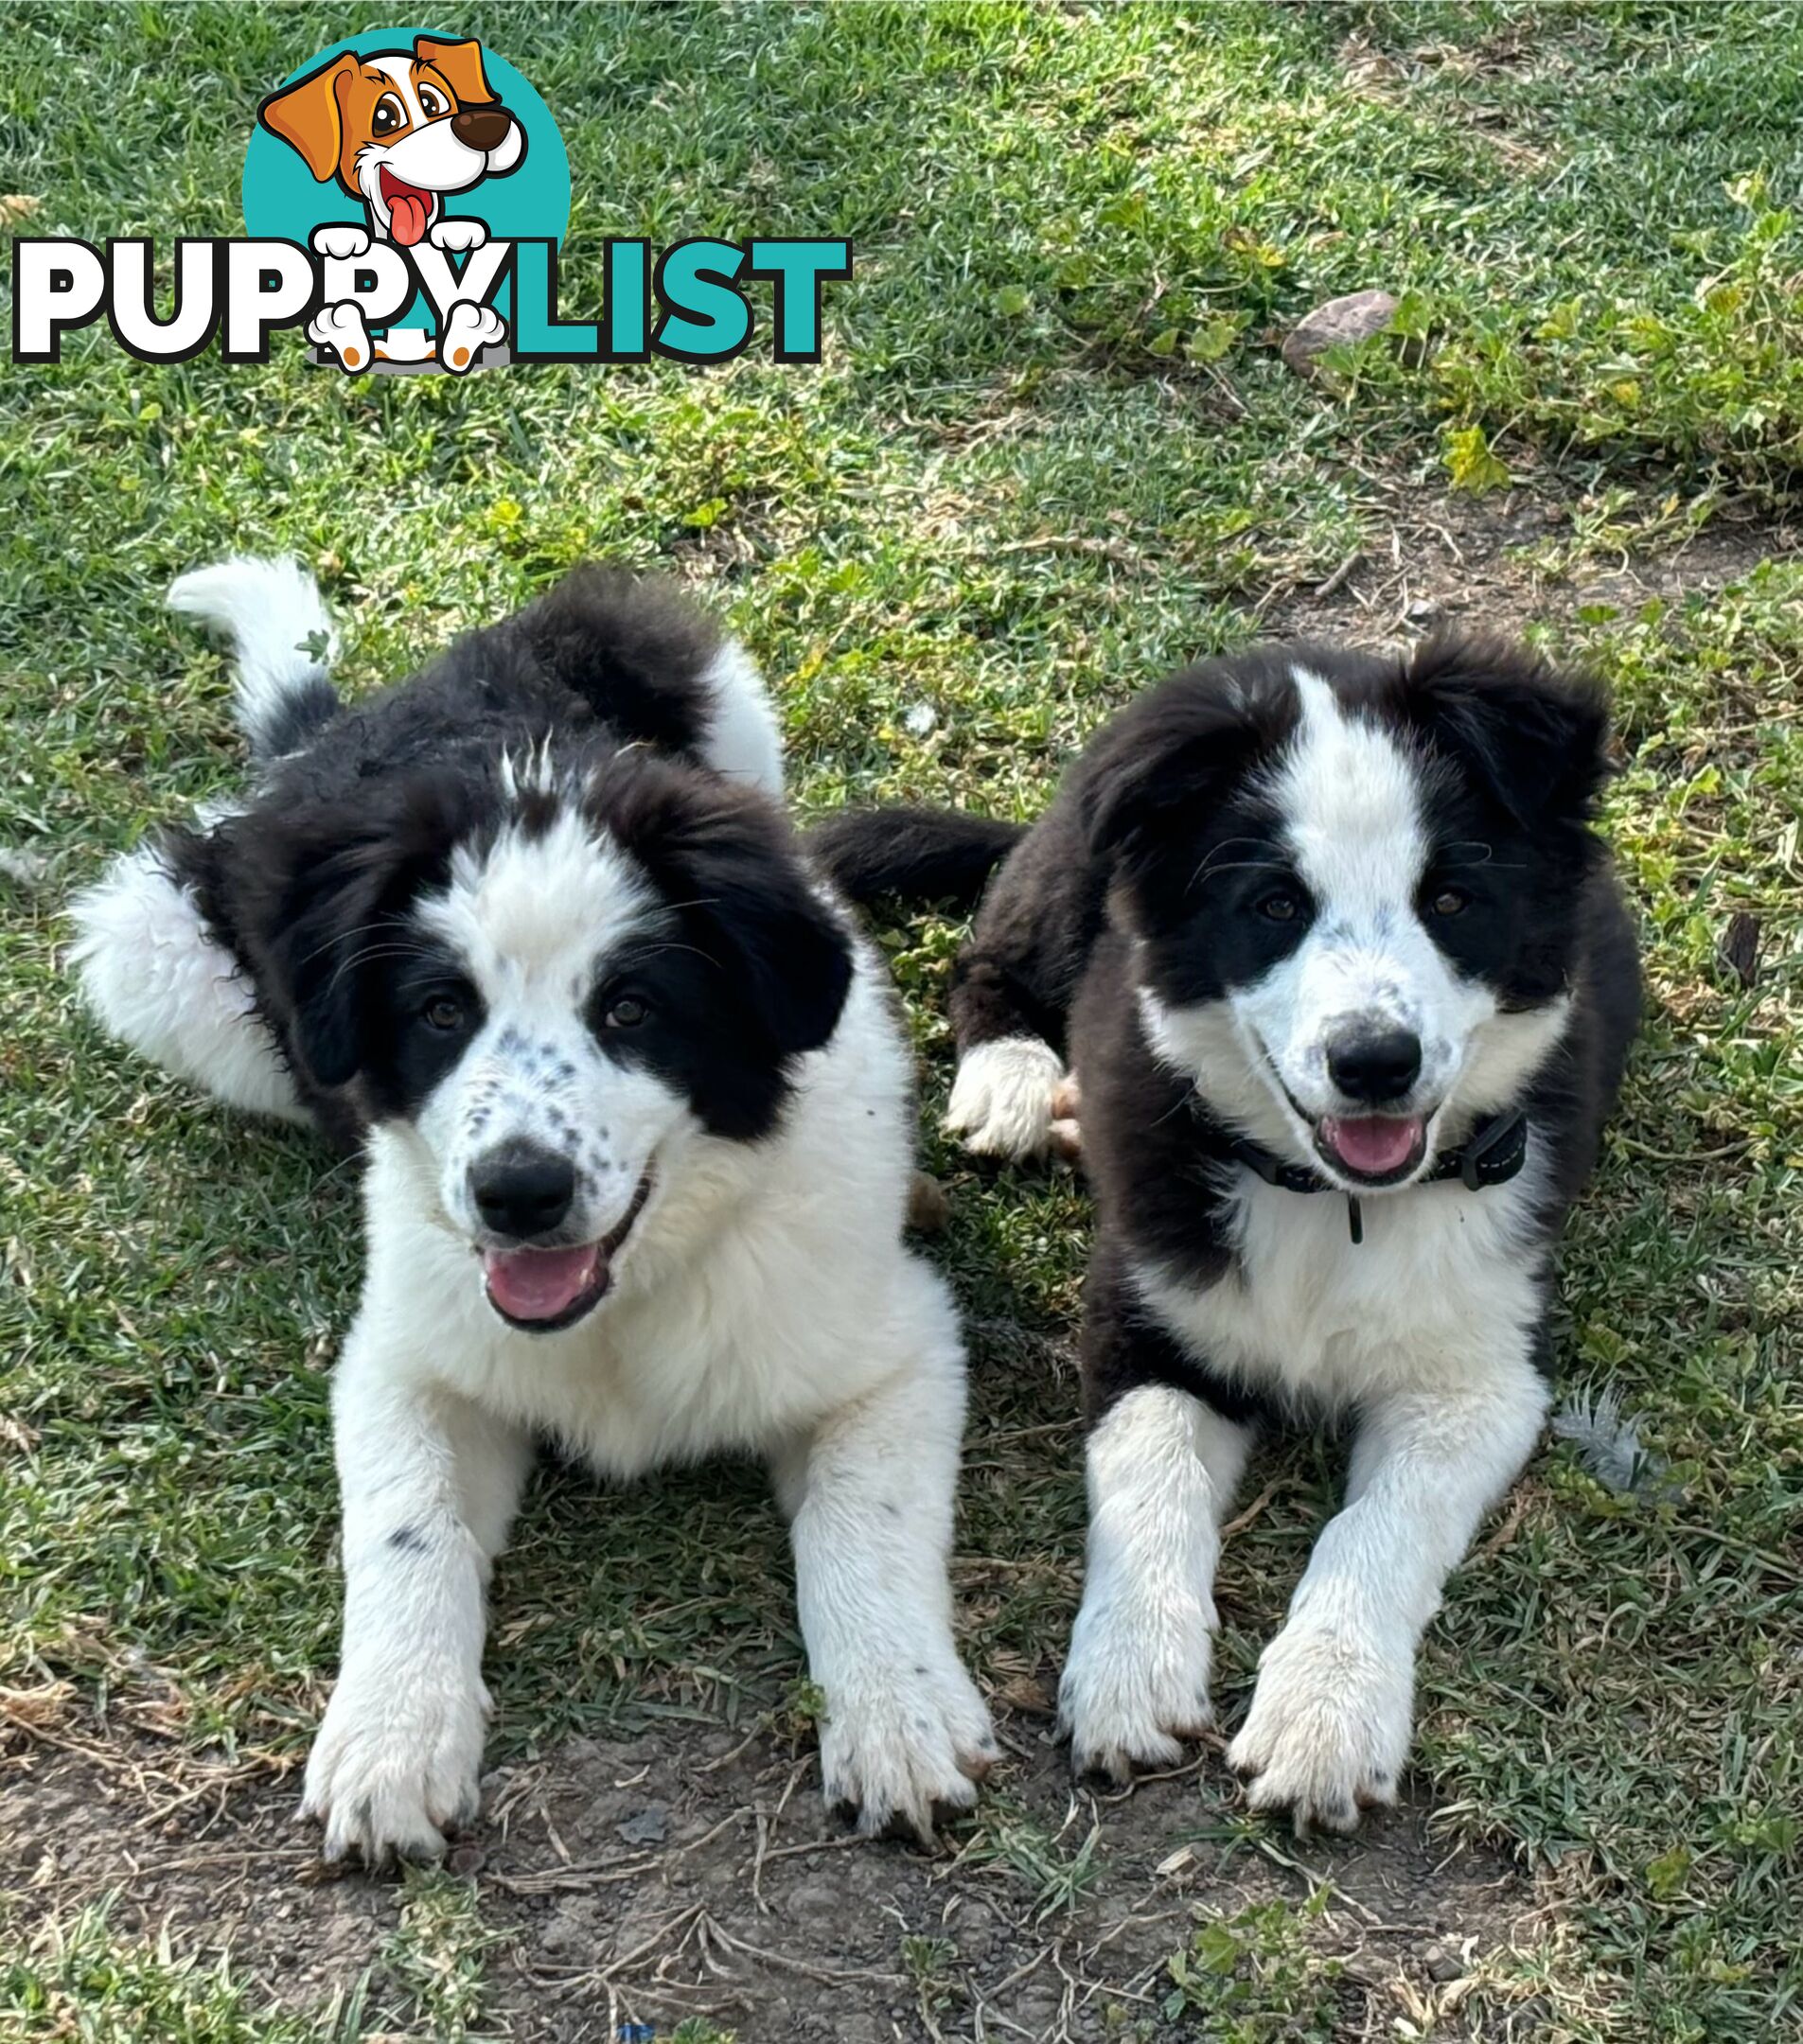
<box><xmin>477</xmin><ymin>1170</ymin><xmax>652</xmax><ymax>1332</ymax></box>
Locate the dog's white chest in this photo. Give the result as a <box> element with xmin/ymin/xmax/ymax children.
<box><xmin>1135</xmin><ymin>1154</ymin><xmax>1549</xmax><ymax>1409</ymax></box>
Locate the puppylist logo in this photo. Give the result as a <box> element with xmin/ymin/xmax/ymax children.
<box><xmin>11</xmin><ymin>26</ymin><xmax>852</xmax><ymax>375</ymax></box>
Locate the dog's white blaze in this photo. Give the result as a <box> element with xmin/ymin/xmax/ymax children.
<box><xmin>1239</xmin><ymin>667</ymin><xmax>1479</xmax><ymax>1119</ymax></box>
<box><xmin>367</xmin><ymin>53</ymin><xmax>428</xmax><ymax>126</ymax></box>
<box><xmin>1059</xmin><ymin>1384</ymin><xmax>1249</xmax><ymax>1778</ymax></box>
<box><xmin>411</xmin><ymin>808</ymin><xmax>685</xmax><ymax>1245</ymax></box>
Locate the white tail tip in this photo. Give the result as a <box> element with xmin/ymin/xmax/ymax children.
<box><xmin>168</xmin><ymin>555</ymin><xmax>338</xmax><ymax>757</ymax></box>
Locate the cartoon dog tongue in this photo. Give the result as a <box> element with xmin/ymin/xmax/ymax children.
<box><xmin>380</xmin><ymin>170</ymin><xmax>433</xmax><ymax>247</ymax></box>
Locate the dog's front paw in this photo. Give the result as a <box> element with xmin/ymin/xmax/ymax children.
<box><xmin>311</xmin><ymin>223</ymin><xmax>372</xmax><ymax>260</ymax></box>
<box><xmin>819</xmin><ymin>1652</ymin><xmax>998</xmax><ymax>1843</ymax></box>
<box><xmin>944</xmin><ymin>1037</ymin><xmax>1067</xmax><ymax>1162</ymax></box>
<box><xmin>1059</xmin><ymin>1575</ymin><xmax>1214</xmax><ymax>1781</ymax></box>
<box><xmin>439</xmin><ymin>302</ymin><xmax>505</xmax><ymax>374</ymax></box>
<box><xmin>301</xmin><ymin>1669</ymin><xmax>488</xmax><ymax>1864</ymax></box>
<box><xmin>308</xmin><ymin>302</ymin><xmax>373</xmax><ymax>374</ymax></box>
<box><xmin>429</xmin><ymin>217</ymin><xmax>487</xmax><ymax>253</ymax></box>
<box><xmin>1227</xmin><ymin>1619</ymin><xmax>1412</xmax><ymax>1833</ymax></box>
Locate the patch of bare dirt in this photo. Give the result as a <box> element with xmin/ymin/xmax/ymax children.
<box><xmin>1256</xmin><ymin>486</ymin><xmax>1799</xmax><ymax>650</ymax></box>
<box><xmin>3</xmin><ymin>1713</ymin><xmax>1535</xmax><ymax>2042</ymax></box>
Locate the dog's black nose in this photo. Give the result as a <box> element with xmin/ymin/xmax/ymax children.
<box><xmin>470</xmin><ymin>1144</ymin><xmax>575</xmax><ymax>1240</ymax></box>
<box><xmin>451</xmin><ymin>104</ymin><xmax>515</xmax><ymax>151</ymax></box>
<box><xmin>1326</xmin><ymin>1025</ymin><xmax>1422</xmax><ymax>1103</ymax></box>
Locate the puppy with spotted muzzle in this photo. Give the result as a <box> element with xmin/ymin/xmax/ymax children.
<box><xmin>818</xmin><ymin>636</ymin><xmax>1641</xmax><ymax>1833</ymax></box>
<box><xmin>72</xmin><ymin>557</ymin><xmax>997</xmax><ymax>1861</ymax></box>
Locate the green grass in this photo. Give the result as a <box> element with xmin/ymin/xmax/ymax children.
<box><xmin>2</xmin><ymin>4</ymin><xmax>1799</xmax><ymax>2040</ymax></box>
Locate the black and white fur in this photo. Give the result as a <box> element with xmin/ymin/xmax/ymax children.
<box><xmin>842</xmin><ymin>639</ymin><xmax>1639</xmax><ymax>1831</ymax></box>
<box><xmin>72</xmin><ymin>559</ymin><xmax>995</xmax><ymax>1859</ymax></box>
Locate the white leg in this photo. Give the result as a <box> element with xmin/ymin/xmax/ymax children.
<box><xmin>1059</xmin><ymin>1383</ymin><xmax>1251</xmax><ymax>1779</ymax></box>
<box><xmin>779</xmin><ymin>1278</ymin><xmax>997</xmax><ymax>1840</ymax></box>
<box><xmin>1229</xmin><ymin>1359</ymin><xmax>1548</xmax><ymax>1831</ymax></box>
<box><xmin>945</xmin><ymin>1035</ymin><xmax>1067</xmax><ymax>1160</ymax></box>
<box><xmin>69</xmin><ymin>842</ymin><xmax>307</xmax><ymax>1123</ymax></box>
<box><xmin>301</xmin><ymin>1326</ymin><xmax>532</xmax><ymax>1862</ymax></box>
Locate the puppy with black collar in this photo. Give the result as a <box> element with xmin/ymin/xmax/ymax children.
<box><xmin>824</xmin><ymin>636</ymin><xmax>1639</xmax><ymax>1831</ymax></box>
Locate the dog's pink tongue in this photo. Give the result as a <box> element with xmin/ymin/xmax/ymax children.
<box><xmin>388</xmin><ymin>189</ymin><xmax>431</xmax><ymax>246</ymax></box>
<box><xmin>1320</xmin><ymin>1115</ymin><xmax>1424</xmax><ymax>1177</ymax></box>
<box><xmin>484</xmin><ymin>1244</ymin><xmax>599</xmax><ymax>1322</ymax></box>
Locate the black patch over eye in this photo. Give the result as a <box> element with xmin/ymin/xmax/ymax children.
<box><xmin>604</xmin><ymin>995</ymin><xmax>650</xmax><ymax>1030</ymax></box>
<box><xmin>372</xmin><ymin>96</ymin><xmax>405</xmax><ymax>134</ymax></box>
<box><xmin>1426</xmin><ymin>885</ymin><xmax>1471</xmax><ymax>918</ymax></box>
<box><xmin>422</xmin><ymin>992</ymin><xmax>469</xmax><ymax>1031</ymax></box>
<box><xmin>1255</xmin><ymin>888</ymin><xmax>1305</xmax><ymax>923</ymax></box>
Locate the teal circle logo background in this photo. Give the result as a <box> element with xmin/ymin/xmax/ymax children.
<box><xmin>241</xmin><ymin>26</ymin><xmax>571</xmax><ymax>244</ymax></box>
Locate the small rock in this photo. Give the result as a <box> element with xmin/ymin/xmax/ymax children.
<box><xmin>1423</xmin><ymin>1939</ymin><xmax>1466</xmax><ymax>1982</ymax></box>
<box><xmin>615</xmin><ymin>1804</ymin><xmax>668</xmax><ymax>1846</ymax></box>
<box><xmin>1282</xmin><ymin>290</ymin><xmax>1399</xmax><ymax>378</ymax></box>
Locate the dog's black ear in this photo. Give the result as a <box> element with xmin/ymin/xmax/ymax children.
<box><xmin>606</xmin><ymin>759</ymin><xmax>853</xmax><ymax>1061</ymax></box>
<box><xmin>243</xmin><ymin>777</ymin><xmax>470</xmax><ymax>1090</ymax></box>
<box><xmin>1079</xmin><ymin>668</ymin><xmax>1270</xmax><ymax>881</ymax></box>
<box><xmin>1404</xmin><ymin>635</ymin><xmax>1612</xmax><ymax>828</ymax></box>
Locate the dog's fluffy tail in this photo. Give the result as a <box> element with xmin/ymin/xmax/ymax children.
<box><xmin>808</xmin><ymin>805</ymin><xmax>1024</xmax><ymax>912</ymax></box>
<box><xmin>167</xmin><ymin>555</ymin><xmax>342</xmax><ymax>760</ymax></box>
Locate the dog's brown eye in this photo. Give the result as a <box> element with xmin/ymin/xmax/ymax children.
<box><xmin>1257</xmin><ymin>890</ymin><xmax>1300</xmax><ymax>923</ymax></box>
<box><xmin>418</xmin><ymin>85</ymin><xmax>448</xmax><ymax>118</ymax></box>
<box><xmin>605</xmin><ymin>996</ymin><xmax>649</xmax><ymax>1030</ymax></box>
<box><xmin>422</xmin><ymin>994</ymin><xmax>466</xmax><ymax>1032</ymax></box>
<box><xmin>372</xmin><ymin>95</ymin><xmax>405</xmax><ymax>135</ymax></box>
<box><xmin>1429</xmin><ymin>887</ymin><xmax>1470</xmax><ymax>918</ymax></box>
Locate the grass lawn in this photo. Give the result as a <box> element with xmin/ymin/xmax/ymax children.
<box><xmin>2</xmin><ymin>3</ymin><xmax>1798</xmax><ymax>2038</ymax></box>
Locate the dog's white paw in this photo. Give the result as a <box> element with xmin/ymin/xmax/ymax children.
<box><xmin>301</xmin><ymin>1669</ymin><xmax>488</xmax><ymax>1863</ymax></box>
<box><xmin>429</xmin><ymin>217</ymin><xmax>488</xmax><ymax>253</ymax></box>
<box><xmin>311</xmin><ymin>223</ymin><xmax>371</xmax><ymax>260</ymax></box>
<box><xmin>945</xmin><ymin>1037</ymin><xmax>1067</xmax><ymax>1161</ymax></box>
<box><xmin>1059</xmin><ymin>1573</ymin><xmax>1214</xmax><ymax>1781</ymax></box>
<box><xmin>439</xmin><ymin>301</ymin><xmax>505</xmax><ymax>374</ymax></box>
<box><xmin>819</xmin><ymin>1652</ymin><xmax>998</xmax><ymax>1842</ymax></box>
<box><xmin>307</xmin><ymin>301</ymin><xmax>373</xmax><ymax>374</ymax></box>
<box><xmin>1227</xmin><ymin>1619</ymin><xmax>1412</xmax><ymax>1833</ymax></box>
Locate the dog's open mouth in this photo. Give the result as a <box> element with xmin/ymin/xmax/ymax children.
<box><xmin>481</xmin><ymin>1177</ymin><xmax>651</xmax><ymax>1333</ymax></box>
<box><xmin>378</xmin><ymin>167</ymin><xmax>437</xmax><ymax>247</ymax></box>
<box><xmin>1314</xmin><ymin>1114</ymin><xmax>1428</xmax><ymax>1188</ymax></box>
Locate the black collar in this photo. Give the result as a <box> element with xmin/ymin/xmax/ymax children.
<box><xmin>1227</xmin><ymin>1109</ymin><xmax>1529</xmax><ymax>1244</ymax></box>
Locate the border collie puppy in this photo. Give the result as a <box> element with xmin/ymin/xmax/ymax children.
<box><xmin>72</xmin><ymin>559</ymin><xmax>996</xmax><ymax>1859</ymax></box>
<box><xmin>838</xmin><ymin>638</ymin><xmax>1639</xmax><ymax>1831</ymax></box>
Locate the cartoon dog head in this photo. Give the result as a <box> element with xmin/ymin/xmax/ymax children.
<box><xmin>258</xmin><ymin>36</ymin><xmax>526</xmax><ymax>246</ymax></box>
